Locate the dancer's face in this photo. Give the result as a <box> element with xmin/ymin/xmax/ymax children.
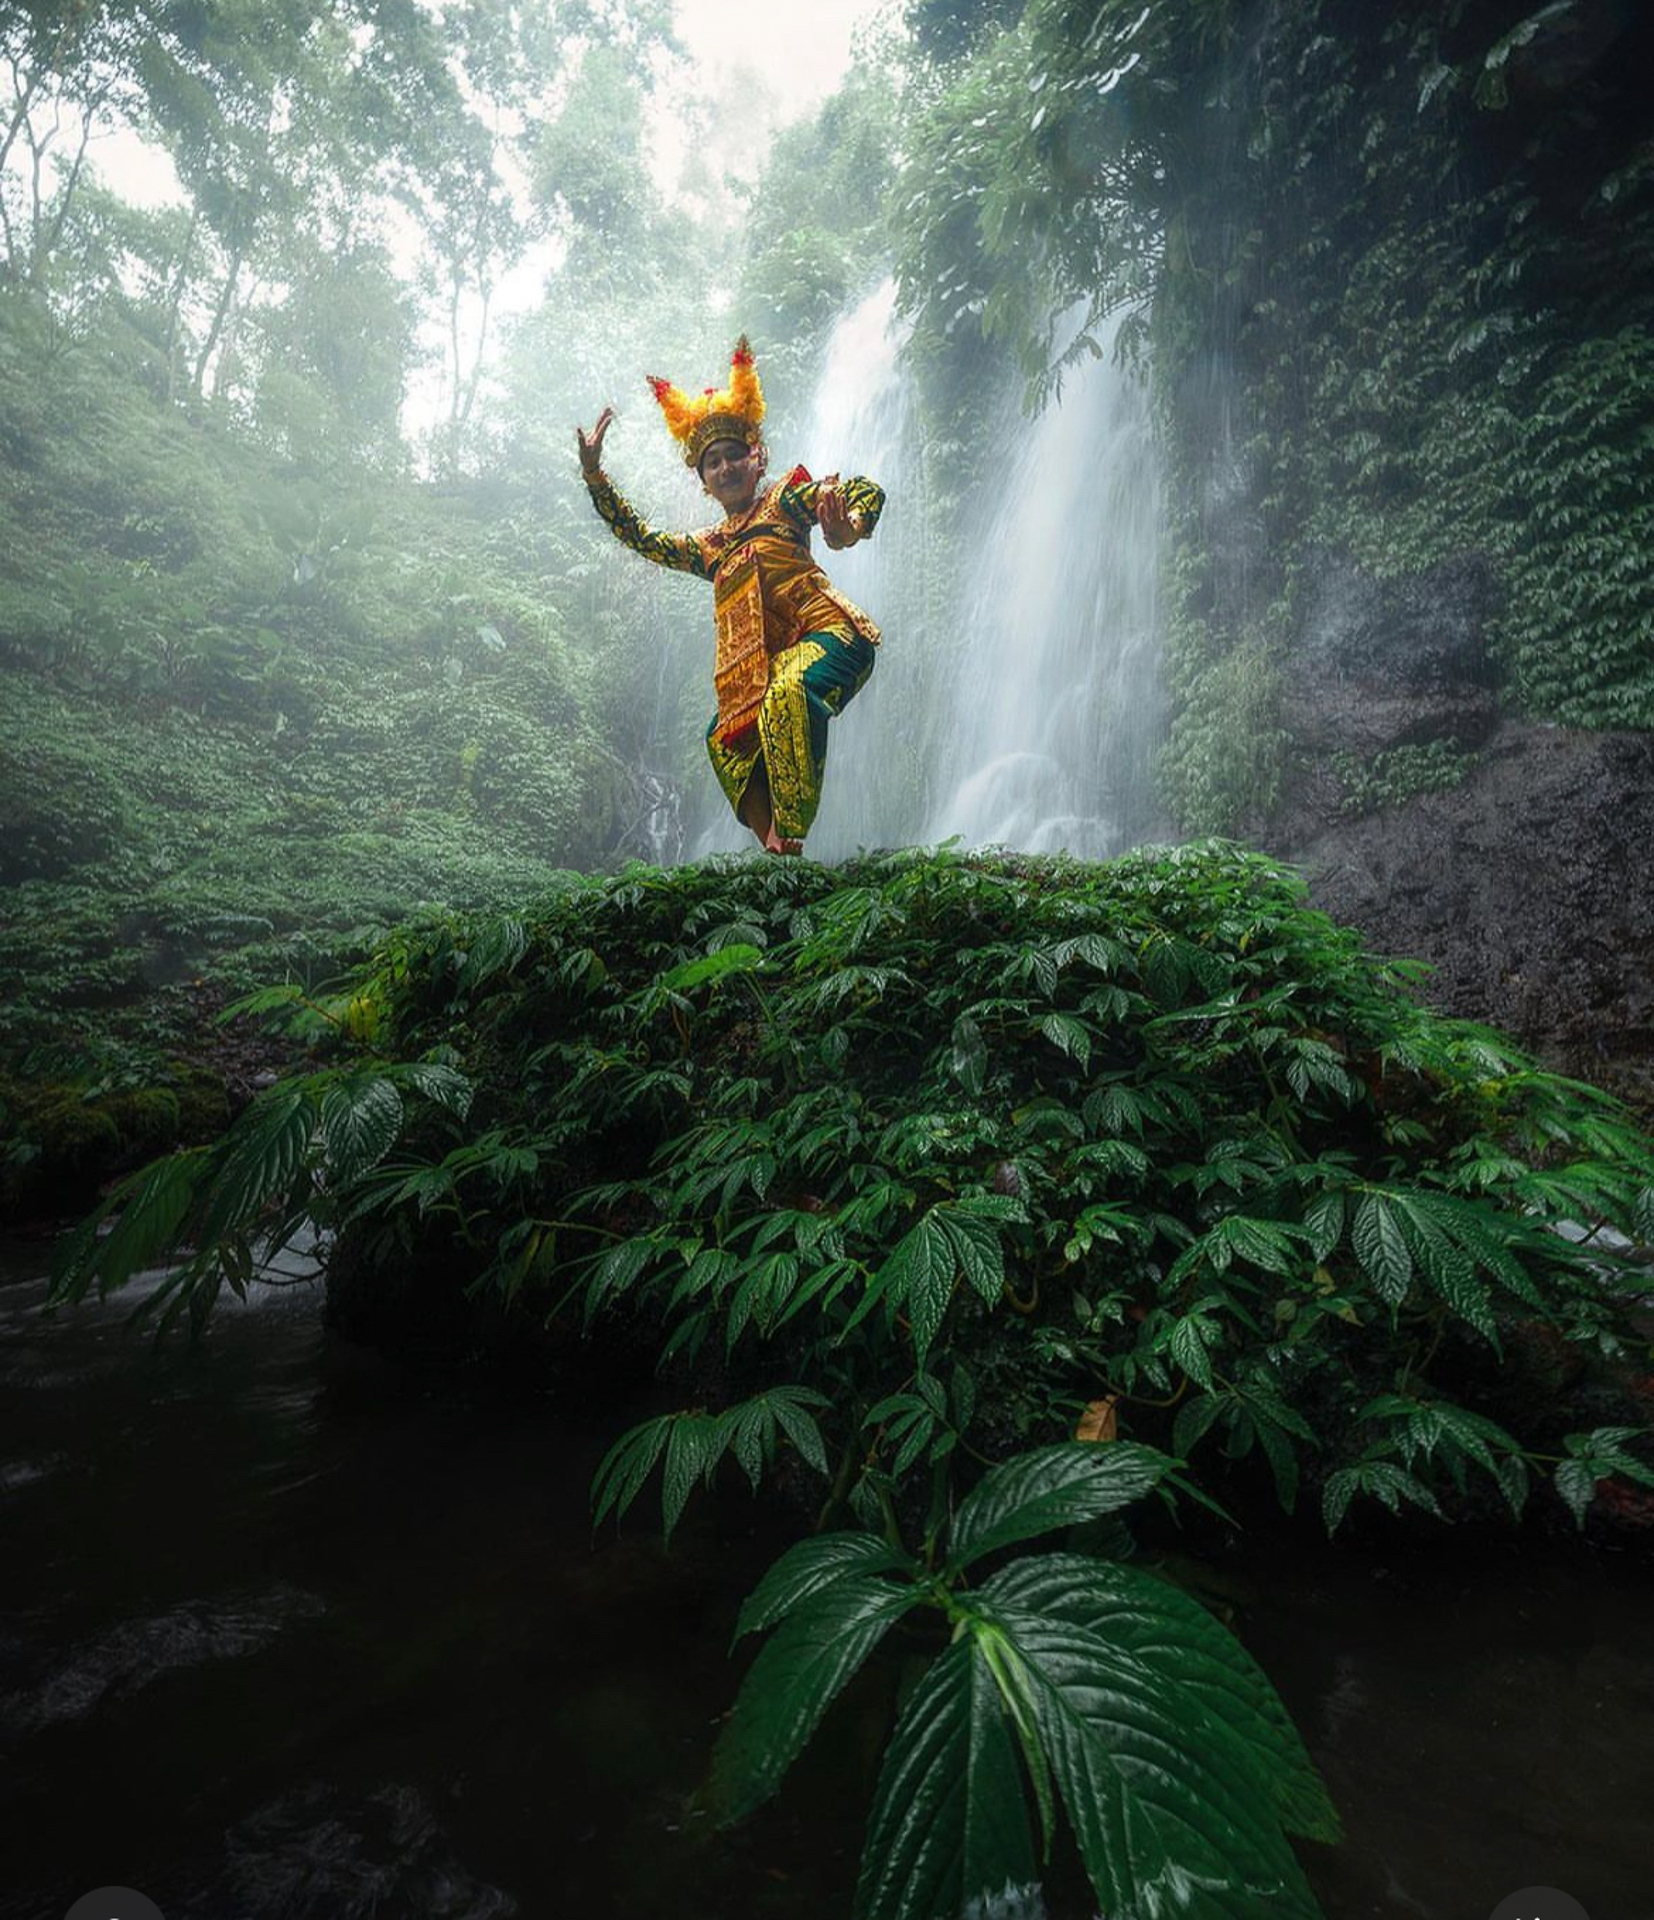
<box><xmin>700</xmin><ymin>439</ymin><xmax>764</xmax><ymax>513</ymax></box>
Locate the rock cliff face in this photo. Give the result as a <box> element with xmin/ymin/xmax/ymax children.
<box><xmin>1258</xmin><ymin>556</ymin><xmax>1654</xmax><ymax>1108</ymax></box>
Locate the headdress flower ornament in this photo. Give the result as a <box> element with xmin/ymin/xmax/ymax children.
<box><xmin>647</xmin><ymin>335</ymin><xmax>766</xmax><ymax>468</ymax></box>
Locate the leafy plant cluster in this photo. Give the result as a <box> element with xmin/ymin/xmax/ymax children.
<box><xmin>57</xmin><ymin>843</ymin><xmax>1654</xmax><ymax>1912</ymax></box>
<box><xmin>1330</xmin><ymin>741</ymin><xmax>1481</xmax><ymax>818</ymax></box>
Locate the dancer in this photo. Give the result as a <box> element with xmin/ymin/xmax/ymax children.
<box><xmin>577</xmin><ymin>337</ymin><xmax>884</xmax><ymax>855</ymax></box>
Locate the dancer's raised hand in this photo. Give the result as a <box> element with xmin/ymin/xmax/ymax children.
<box><xmin>577</xmin><ymin>406</ymin><xmax>615</xmax><ymax>477</ymax></box>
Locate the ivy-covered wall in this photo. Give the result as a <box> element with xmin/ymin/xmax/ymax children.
<box><xmin>1151</xmin><ymin>0</ymin><xmax>1654</xmax><ymax>829</ymax></box>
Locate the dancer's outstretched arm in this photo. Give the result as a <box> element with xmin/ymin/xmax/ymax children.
<box><xmin>576</xmin><ymin>407</ymin><xmax>710</xmax><ymax>578</ymax></box>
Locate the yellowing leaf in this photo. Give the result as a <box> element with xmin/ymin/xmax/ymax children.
<box><xmin>1075</xmin><ymin>1396</ymin><xmax>1120</xmax><ymax>1444</ymax></box>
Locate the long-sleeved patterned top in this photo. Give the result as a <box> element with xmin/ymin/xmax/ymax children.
<box><xmin>585</xmin><ymin>464</ymin><xmax>885</xmax><ymax>744</ymax></box>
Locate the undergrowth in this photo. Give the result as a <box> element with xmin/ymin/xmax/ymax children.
<box><xmin>53</xmin><ymin>841</ymin><xmax>1654</xmax><ymax>1919</ymax></box>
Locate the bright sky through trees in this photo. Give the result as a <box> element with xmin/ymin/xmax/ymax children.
<box><xmin>35</xmin><ymin>0</ymin><xmax>889</xmax><ymax>447</ymax></box>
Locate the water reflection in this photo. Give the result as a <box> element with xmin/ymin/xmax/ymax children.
<box><xmin>2</xmin><ymin>1236</ymin><xmax>1649</xmax><ymax>1919</ymax></box>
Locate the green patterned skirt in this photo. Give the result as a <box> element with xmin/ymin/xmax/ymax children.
<box><xmin>704</xmin><ymin>630</ymin><xmax>876</xmax><ymax>842</ymax></box>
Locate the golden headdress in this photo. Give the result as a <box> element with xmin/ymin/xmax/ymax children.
<box><xmin>647</xmin><ymin>335</ymin><xmax>766</xmax><ymax>468</ymax></box>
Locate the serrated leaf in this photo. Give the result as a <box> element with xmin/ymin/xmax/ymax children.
<box><xmin>985</xmin><ymin>1554</ymin><xmax>1339</xmax><ymax>1844</ymax></box>
<box><xmin>397</xmin><ymin>1060</ymin><xmax>475</xmax><ymax>1117</ymax></box>
<box><xmin>319</xmin><ymin>1076</ymin><xmax>404</xmax><ymax>1183</ymax></box>
<box><xmin>948</xmin><ymin>1442</ymin><xmax>1172</xmax><ymax>1570</ymax></box>
<box><xmin>939</xmin><ymin>1206</ymin><xmax>1005</xmax><ymax>1307</ymax></box>
<box><xmin>727</xmin><ymin>1402</ymin><xmax>769</xmax><ymax>1489</ymax></box>
<box><xmin>854</xmin><ymin>1635</ymin><xmax>1038</xmax><ymax>1920</ymax></box>
<box><xmin>1172</xmin><ymin>1390</ymin><xmax>1226</xmax><ymax>1460</ymax></box>
<box><xmin>1555</xmin><ymin>1457</ymin><xmax>1599</xmax><ymax>1526</ymax></box>
<box><xmin>51</xmin><ymin>1147</ymin><xmax>210</xmax><ymax>1306</ymax></box>
<box><xmin>590</xmin><ymin>1415</ymin><xmax>673</xmax><ymax>1529</ymax></box>
<box><xmin>859</xmin><ymin>1210</ymin><xmax>955</xmax><ymax>1362</ymax></box>
<box><xmin>1169</xmin><ymin>1313</ymin><xmax>1215</xmax><ymax>1388</ymax></box>
<box><xmin>771</xmin><ymin>1388</ymin><xmax>830</xmax><ymax>1476</ymax></box>
<box><xmin>662</xmin><ymin>1413</ymin><xmax>721</xmax><ymax>1543</ymax></box>
<box><xmin>659</xmin><ymin>943</ymin><xmax>763</xmax><ymax>992</ymax></box>
<box><xmin>196</xmin><ymin>1083</ymin><xmax>316</xmax><ymax>1246</ymax></box>
<box><xmin>1352</xmin><ymin>1193</ymin><xmax>1412</xmax><ymax>1303</ymax></box>
<box><xmin>1301</xmin><ymin>1189</ymin><xmax>1345</xmax><ymax>1260</ymax></box>
<box><xmin>1040</xmin><ymin>1012</ymin><xmax>1092</xmax><ymax>1068</ymax></box>
<box><xmin>1321</xmin><ymin>1468</ymin><xmax>1359</xmax><ymax>1536</ymax></box>
<box><xmin>977</xmin><ymin>1567</ymin><xmax>1327</xmax><ymax>1917</ymax></box>
<box><xmin>585</xmin><ymin>1234</ymin><xmax>660</xmax><ymax>1318</ymax></box>
<box><xmin>736</xmin><ymin>1532</ymin><xmax>919</xmax><ymax>1641</ymax></box>
<box><xmin>1220</xmin><ymin>1216</ymin><xmax>1304</xmax><ymax>1276</ymax></box>
<box><xmin>712</xmin><ymin>1578</ymin><xmax>921</xmax><ymax>1825</ymax></box>
<box><xmin>1396</xmin><ymin>1198</ymin><xmax>1497</xmax><ymax>1340</ymax></box>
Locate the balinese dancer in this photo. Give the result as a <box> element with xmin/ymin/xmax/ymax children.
<box><xmin>577</xmin><ymin>336</ymin><xmax>884</xmax><ymax>856</ymax></box>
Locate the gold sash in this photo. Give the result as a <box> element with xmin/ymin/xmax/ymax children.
<box><xmin>712</xmin><ymin>550</ymin><xmax>768</xmax><ymax>743</ymax></box>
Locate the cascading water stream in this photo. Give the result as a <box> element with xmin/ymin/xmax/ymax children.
<box><xmin>924</xmin><ymin>312</ymin><xmax>1165</xmax><ymax>857</ymax></box>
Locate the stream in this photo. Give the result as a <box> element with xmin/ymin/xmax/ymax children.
<box><xmin>3</xmin><ymin>1234</ymin><xmax>1650</xmax><ymax>1920</ymax></box>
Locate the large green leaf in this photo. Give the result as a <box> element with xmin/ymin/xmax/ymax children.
<box><xmin>659</xmin><ymin>943</ymin><xmax>763</xmax><ymax>992</ymax></box>
<box><xmin>985</xmin><ymin>1555</ymin><xmax>1340</xmax><ymax>1843</ymax></box>
<box><xmin>396</xmin><ymin>1060</ymin><xmax>475</xmax><ymax>1118</ymax></box>
<box><xmin>735</xmin><ymin>1532</ymin><xmax>919</xmax><ymax>1642</ymax></box>
<box><xmin>319</xmin><ymin>1074</ymin><xmax>404</xmax><ymax>1183</ymax></box>
<box><xmin>710</xmin><ymin>1577</ymin><xmax>921</xmax><ymax>1825</ymax></box>
<box><xmin>1352</xmin><ymin>1192</ymin><xmax>1412</xmax><ymax>1304</ymax></box>
<box><xmin>947</xmin><ymin>1442</ymin><xmax>1173</xmax><ymax>1571</ymax></box>
<box><xmin>195</xmin><ymin>1083</ymin><xmax>317</xmax><ymax>1245</ymax></box>
<box><xmin>978</xmin><ymin>1561</ymin><xmax>1328</xmax><ymax>1918</ymax></box>
<box><xmin>853</xmin><ymin>1634</ymin><xmax>1038</xmax><ymax>1920</ymax></box>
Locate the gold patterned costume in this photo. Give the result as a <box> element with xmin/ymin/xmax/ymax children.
<box><xmin>584</xmin><ymin>388</ymin><xmax>885</xmax><ymax>844</ymax></box>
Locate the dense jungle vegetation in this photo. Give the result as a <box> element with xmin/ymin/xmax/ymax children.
<box><xmin>56</xmin><ymin>841</ymin><xmax>1654</xmax><ymax>1916</ymax></box>
<box><xmin>8</xmin><ymin>3</ymin><xmax>1654</xmax><ymax>1915</ymax></box>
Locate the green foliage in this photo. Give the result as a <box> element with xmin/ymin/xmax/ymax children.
<box><xmin>592</xmin><ymin>1384</ymin><xmax>831</xmax><ymax>1543</ymax></box>
<box><xmin>49</xmin><ymin>1056</ymin><xmax>473</xmax><ymax>1335</ymax></box>
<box><xmin>1158</xmin><ymin>622</ymin><xmax>1288</xmax><ymax>835</ymax></box>
<box><xmin>75</xmin><ymin>843</ymin><xmax>1654</xmax><ymax>1522</ymax></box>
<box><xmin>57</xmin><ymin>841</ymin><xmax>1654</xmax><ymax>1911</ymax></box>
<box><xmin>0</xmin><ymin>289</ymin><xmax>630</xmax><ymax>1090</ymax></box>
<box><xmin>1149</xmin><ymin>5</ymin><xmax>1654</xmax><ymax>822</ymax></box>
<box><xmin>1331</xmin><ymin>741</ymin><xmax>1480</xmax><ymax>817</ymax></box>
<box><xmin>714</xmin><ymin>1443</ymin><xmax>1337</xmax><ymax>1920</ymax></box>
<box><xmin>885</xmin><ymin>2</ymin><xmax>1654</xmax><ymax>830</ymax></box>
<box><xmin>891</xmin><ymin>0</ymin><xmax>1234</xmax><ymax>398</ymax></box>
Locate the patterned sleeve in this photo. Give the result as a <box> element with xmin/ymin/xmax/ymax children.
<box><xmin>782</xmin><ymin>472</ymin><xmax>886</xmax><ymax>538</ymax></box>
<box><xmin>584</xmin><ymin>472</ymin><xmax>711</xmax><ymax>578</ymax></box>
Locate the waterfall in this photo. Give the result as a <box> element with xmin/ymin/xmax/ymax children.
<box><xmin>924</xmin><ymin>312</ymin><xmax>1164</xmax><ymax>857</ymax></box>
<box><xmin>686</xmin><ymin>284</ymin><xmax>1164</xmax><ymax>862</ymax></box>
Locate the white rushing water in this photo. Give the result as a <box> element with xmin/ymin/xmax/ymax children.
<box><xmin>924</xmin><ymin>312</ymin><xmax>1165</xmax><ymax>857</ymax></box>
<box><xmin>689</xmin><ymin>282</ymin><xmax>1164</xmax><ymax>861</ymax></box>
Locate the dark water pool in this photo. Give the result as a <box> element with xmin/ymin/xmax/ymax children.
<box><xmin>2</xmin><ymin>1235</ymin><xmax>1649</xmax><ymax>1920</ymax></box>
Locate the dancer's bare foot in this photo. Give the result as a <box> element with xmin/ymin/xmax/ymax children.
<box><xmin>760</xmin><ymin>822</ymin><xmax>803</xmax><ymax>856</ymax></box>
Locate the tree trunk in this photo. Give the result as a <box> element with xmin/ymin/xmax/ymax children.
<box><xmin>163</xmin><ymin>210</ymin><xmax>199</xmax><ymax>406</ymax></box>
<box><xmin>35</xmin><ymin>91</ymin><xmax>101</xmax><ymax>271</ymax></box>
<box><xmin>193</xmin><ymin>245</ymin><xmax>243</xmax><ymax>397</ymax></box>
